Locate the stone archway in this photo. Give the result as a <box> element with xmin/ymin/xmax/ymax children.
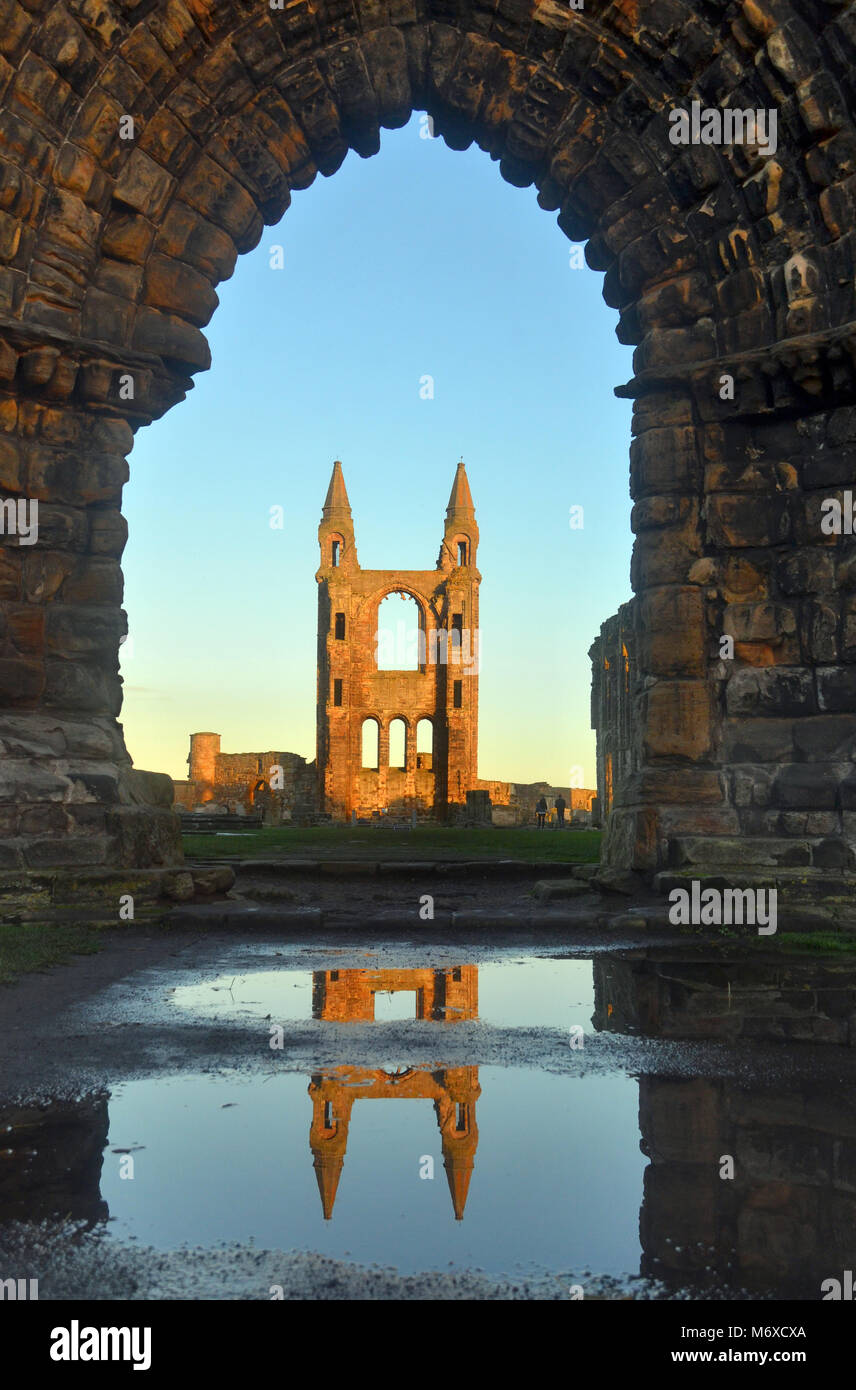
<box><xmin>1</xmin><ymin>0</ymin><xmax>855</xmax><ymax>886</ymax></box>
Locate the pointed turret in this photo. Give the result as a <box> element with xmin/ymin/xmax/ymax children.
<box><xmin>438</xmin><ymin>458</ymin><xmax>479</xmax><ymax>570</ymax></box>
<box><xmin>435</xmin><ymin>1073</ymin><xmax>480</xmax><ymax>1220</ymax></box>
<box><xmin>313</xmin><ymin>1154</ymin><xmax>344</xmax><ymax>1221</ymax></box>
<box><xmin>445</xmin><ymin>459</ymin><xmax>475</xmax><ymax>523</ymax></box>
<box><xmin>318</xmin><ymin>460</ymin><xmax>357</xmax><ymax>570</ymax></box>
<box><xmin>443</xmin><ymin>1151</ymin><xmax>475</xmax><ymax>1221</ymax></box>
<box><xmin>322</xmin><ymin>459</ymin><xmax>352</xmax><ymax>518</ymax></box>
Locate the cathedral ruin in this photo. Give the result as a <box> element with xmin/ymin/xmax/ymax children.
<box><xmin>173</xmin><ymin>461</ymin><xmax>592</xmax><ymax>825</ymax></box>
<box><xmin>316</xmin><ymin>459</ymin><xmax>480</xmax><ymax>822</ymax></box>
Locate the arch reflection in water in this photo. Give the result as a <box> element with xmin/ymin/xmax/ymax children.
<box><xmin>312</xmin><ymin>966</ymin><xmax>478</xmax><ymax>1022</ymax></box>
<box><xmin>309</xmin><ymin>966</ymin><xmax>480</xmax><ymax>1221</ymax></box>
<box><xmin>309</xmin><ymin>1065</ymin><xmax>481</xmax><ymax>1223</ymax></box>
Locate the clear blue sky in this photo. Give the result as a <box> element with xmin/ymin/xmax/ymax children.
<box><xmin>120</xmin><ymin>113</ymin><xmax>634</xmax><ymax>788</ymax></box>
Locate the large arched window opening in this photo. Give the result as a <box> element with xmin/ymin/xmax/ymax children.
<box><xmin>388</xmin><ymin>718</ymin><xmax>406</xmax><ymax>769</ymax></box>
<box><xmin>376</xmin><ymin>593</ymin><xmax>422</xmax><ymax>671</ymax></box>
<box><xmin>416</xmin><ymin>718</ymin><xmax>433</xmax><ymax>771</ymax></box>
<box><xmin>361</xmin><ymin>718</ymin><xmax>379</xmax><ymax>770</ymax></box>
<box><xmin>114</xmin><ymin>105</ymin><xmax>640</xmax><ymax>878</ymax></box>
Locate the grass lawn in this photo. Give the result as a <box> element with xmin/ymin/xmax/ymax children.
<box><xmin>182</xmin><ymin>824</ymin><xmax>603</xmax><ymax>864</ymax></box>
<box><xmin>756</xmin><ymin>931</ymin><xmax>856</xmax><ymax>955</ymax></box>
<box><xmin>0</xmin><ymin>923</ymin><xmax>107</xmax><ymax>986</ymax></box>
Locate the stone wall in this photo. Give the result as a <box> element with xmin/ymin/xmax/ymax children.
<box><xmin>174</xmin><ymin>733</ymin><xmax>597</xmax><ymax>829</ymax></box>
<box><xmin>316</xmin><ymin>461</ymin><xmax>480</xmax><ymax>821</ymax></box>
<box><xmin>637</xmin><ymin>1074</ymin><xmax>856</xmax><ymax>1294</ymax></box>
<box><xmin>593</xmin><ymin>951</ymin><xmax>856</xmax><ymax>1291</ymax></box>
<box><xmin>594</xmin><ymin>951</ymin><xmax>856</xmax><ymax>1046</ymax></box>
<box><xmin>590</xmin><ymin>602</ymin><xmax>638</xmax><ymax>833</ymax></box>
<box><xmin>477</xmin><ymin>778</ymin><xmax>596</xmax><ymax>826</ymax></box>
<box><xmin>174</xmin><ymin>732</ymin><xmax>317</xmax><ymax>822</ymax></box>
<box><xmin>3</xmin><ymin>1</ymin><xmax>856</xmax><ymax>883</ymax></box>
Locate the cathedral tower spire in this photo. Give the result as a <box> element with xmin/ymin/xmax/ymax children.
<box><xmin>318</xmin><ymin>460</ymin><xmax>357</xmax><ymax>570</ymax></box>
<box><xmin>439</xmin><ymin>459</ymin><xmax>479</xmax><ymax>570</ymax></box>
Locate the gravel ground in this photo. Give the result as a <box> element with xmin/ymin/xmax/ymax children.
<box><xmin>2</xmin><ymin>1221</ymin><xmax>773</xmax><ymax>1301</ymax></box>
<box><xmin>1</xmin><ymin>928</ymin><xmax>851</xmax><ymax>1301</ymax></box>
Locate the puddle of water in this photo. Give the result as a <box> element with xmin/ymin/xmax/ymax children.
<box><xmin>8</xmin><ymin>951</ymin><xmax>856</xmax><ymax>1297</ymax></box>
<box><xmin>99</xmin><ymin>1067</ymin><xmax>643</xmax><ymax>1278</ymax></box>
<box><xmin>171</xmin><ymin>957</ymin><xmax>594</xmax><ymax>1031</ymax></box>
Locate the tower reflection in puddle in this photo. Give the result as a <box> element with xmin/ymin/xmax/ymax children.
<box><xmin>309</xmin><ymin>966</ymin><xmax>480</xmax><ymax>1221</ymax></box>
<box><xmin>312</xmin><ymin>965</ymin><xmax>478</xmax><ymax>1022</ymax></box>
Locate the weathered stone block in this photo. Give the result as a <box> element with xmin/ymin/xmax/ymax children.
<box><xmin>131</xmin><ymin>306</ymin><xmax>211</xmax><ymax>371</ymax></box>
<box><xmin>630</xmin><ymin>514</ymin><xmax>702</xmax><ymax>587</ymax></box>
<box><xmin>726</xmin><ymin>667</ymin><xmax>816</xmax><ymax>717</ymax></box>
<box><xmin>179</xmin><ymin>153</ymin><xmax>258</xmax><ymax>245</ymax></box>
<box><xmin>706</xmin><ymin>493</ymin><xmax>791</xmax><ymax>548</ymax></box>
<box><xmin>725</xmin><ymin>601</ymin><xmax>796</xmax><ymax>643</ymax></box>
<box><xmin>639</xmin><ymin>586</ymin><xmax>705</xmax><ymax>676</ymax></box>
<box><xmin>731</xmin><ymin>765</ymin><xmax>775</xmax><ymax>808</ymax></box>
<box><xmin>0</xmin><ymin>761</ymin><xmax>69</xmax><ymax>802</ymax></box>
<box><xmin>620</xmin><ymin>768</ymin><xmax>724</xmax><ymax>805</ymax></box>
<box><xmin>87</xmin><ymin>508</ymin><xmax>128</xmax><ymax>558</ymax></box>
<box><xmin>118</xmin><ymin>767</ymin><xmax>174</xmax><ymax>808</ymax></box>
<box><xmin>114</xmin><ymin>149</ymin><xmax>176</xmax><ymax>220</ymax></box>
<box><xmin>0</xmin><ymin>655</ymin><xmax>43</xmax><ymax>704</ymax></box>
<box><xmin>101</xmin><ymin>211</ymin><xmax>156</xmax><ymax>266</ymax></box>
<box><xmin>793</xmin><ymin>715</ymin><xmax>856</xmax><ymax>761</ymax></box>
<box><xmin>630</xmin><ymin>427</ymin><xmax>700</xmax><ymax>496</ymax></box>
<box><xmin>799</xmin><ymin>597</ymin><xmax>839</xmax><ymax>663</ymax></box>
<box><xmin>42</xmin><ymin>658</ymin><xmax>121</xmax><ymax>715</ymax></box>
<box><xmin>144</xmin><ymin>252</ymin><xmax>218</xmax><ymax>328</ymax></box>
<box><xmin>721</xmin><ymin>718</ymin><xmax>795</xmax><ymax>763</ymax></box>
<box><xmin>772</xmin><ymin>763</ymin><xmax>842</xmax><ymax>810</ymax></box>
<box><xmin>23</xmin><ymin>834</ymin><xmax>112</xmax><ymax>868</ymax></box>
<box><xmin>61</xmin><ymin>558</ymin><xmax>123</xmax><ymax>605</ymax></box>
<box><xmin>45</xmin><ymin>605</ymin><xmax>121</xmax><ymax>658</ymax></box>
<box><xmin>644</xmin><ymin>681</ymin><xmax>712</xmax><ymax>760</ymax></box>
<box><xmin>818</xmin><ymin>667</ymin><xmax>856</xmax><ymax>712</ymax></box>
<box><xmin>777</xmin><ymin>550</ymin><xmax>836</xmax><ymax>594</ymax></box>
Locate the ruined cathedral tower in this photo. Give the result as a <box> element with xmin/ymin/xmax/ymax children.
<box><xmin>316</xmin><ymin>460</ymin><xmax>480</xmax><ymax>821</ymax></box>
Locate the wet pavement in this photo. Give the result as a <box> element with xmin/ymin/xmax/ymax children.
<box><xmin>2</xmin><ymin>936</ymin><xmax>856</xmax><ymax>1299</ymax></box>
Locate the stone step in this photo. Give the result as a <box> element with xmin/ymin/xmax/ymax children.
<box><xmin>654</xmin><ymin>867</ymin><xmax>856</xmax><ymax>912</ymax></box>
<box><xmin>163</xmin><ymin>901</ymin><xmax>606</xmax><ymax>931</ymax></box>
<box><xmin>179</xmin><ymin>815</ymin><xmax>264</xmax><ymax>833</ymax></box>
<box><xmin>670</xmin><ymin>836</ymin><xmax>851</xmax><ymax>872</ymax></box>
<box><xmin>229</xmin><ymin>858</ymin><xmax>591</xmax><ymax>879</ymax></box>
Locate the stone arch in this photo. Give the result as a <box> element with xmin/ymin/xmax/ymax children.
<box><xmin>360</xmin><ymin>715</ymin><xmax>380</xmax><ymax>770</ymax></box>
<box><xmin>388</xmin><ymin>715</ymin><xmax>407</xmax><ymax>769</ymax></box>
<box><xmin>1</xmin><ymin>1</ymin><xmax>855</xmax><ymax>884</ymax></box>
<box><xmin>375</xmin><ymin>590</ymin><xmax>424</xmax><ymax>671</ymax></box>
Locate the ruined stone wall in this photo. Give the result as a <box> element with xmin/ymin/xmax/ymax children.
<box><xmin>590</xmin><ymin>602</ymin><xmax>638</xmax><ymax>832</ymax></box>
<box><xmin>591</xmin><ymin>953</ymin><xmax>856</xmax><ymax>1290</ymax></box>
<box><xmin>173</xmin><ymin>736</ymin><xmax>317</xmax><ymax>819</ymax></box>
<box><xmin>2</xmin><ymin>1</ymin><xmax>856</xmax><ymax>883</ymax></box>
<box><xmin>313</xmin><ymin>966</ymin><xmax>478</xmax><ymax>1021</ymax></box>
<box><xmin>478</xmin><ymin>778</ymin><xmax>596</xmax><ymax>825</ymax></box>
<box><xmin>316</xmin><ymin>461</ymin><xmax>480</xmax><ymax>822</ymax></box>
<box><xmin>637</xmin><ymin>1074</ymin><xmax>856</xmax><ymax>1294</ymax></box>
